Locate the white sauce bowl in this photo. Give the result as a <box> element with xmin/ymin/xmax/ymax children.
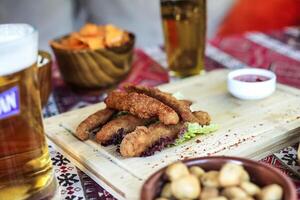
<box><xmin>227</xmin><ymin>68</ymin><xmax>276</xmax><ymax>100</ymax></box>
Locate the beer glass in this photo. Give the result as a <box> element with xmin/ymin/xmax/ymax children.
<box><xmin>161</xmin><ymin>0</ymin><xmax>206</xmax><ymax>77</ymax></box>
<box><xmin>0</xmin><ymin>24</ymin><xmax>57</xmax><ymax>199</ymax></box>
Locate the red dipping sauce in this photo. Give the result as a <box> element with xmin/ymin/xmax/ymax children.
<box><xmin>234</xmin><ymin>74</ymin><xmax>270</xmax><ymax>82</ymax></box>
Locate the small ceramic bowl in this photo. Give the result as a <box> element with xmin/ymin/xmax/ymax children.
<box><xmin>227</xmin><ymin>68</ymin><xmax>276</xmax><ymax>100</ymax></box>
<box><xmin>38</xmin><ymin>50</ymin><xmax>52</xmax><ymax>107</ymax></box>
<box><xmin>141</xmin><ymin>156</ymin><xmax>297</xmax><ymax>200</ymax></box>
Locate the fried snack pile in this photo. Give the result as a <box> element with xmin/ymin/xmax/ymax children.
<box><xmin>76</xmin><ymin>84</ymin><xmax>212</xmax><ymax>157</ymax></box>
<box><xmin>51</xmin><ymin>23</ymin><xmax>130</xmax><ymax>50</ymax></box>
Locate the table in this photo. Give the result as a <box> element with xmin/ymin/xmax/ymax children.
<box><xmin>44</xmin><ymin>27</ymin><xmax>300</xmax><ymax>200</ymax></box>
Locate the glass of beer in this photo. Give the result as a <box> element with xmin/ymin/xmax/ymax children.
<box><xmin>161</xmin><ymin>0</ymin><xmax>206</xmax><ymax>77</ymax></box>
<box><xmin>0</xmin><ymin>24</ymin><xmax>57</xmax><ymax>199</ymax></box>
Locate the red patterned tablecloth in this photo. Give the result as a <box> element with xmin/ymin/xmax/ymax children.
<box><xmin>44</xmin><ymin>27</ymin><xmax>300</xmax><ymax>199</ymax></box>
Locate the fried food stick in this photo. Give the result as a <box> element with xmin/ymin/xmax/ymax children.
<box><xmin>124</xmin><ymin>84</ymin><xmax>210</xmax><ymax>125</ymax></box>
<box><xmin>95</xmin><ymin>114</ymin><xmax>150</xmax><ymax>145</ymax></box>
<box><xmin>119</xmin><ymin>111</ymin><xmax>211</xmax><ymax>157</ymax></box>
<box><xmin>181</xmin><ymin>99</ymin><xmax>193</xmax><ymax>107</ymax></box>
<box><xmin>75</xmin><ymin>108</ymin><xmax>115</xmax><ymax>140</ymax></box>
<box><xmin>104</xmin><ymin>91</ymin><xmax>179</xmax><ymax>125</ymax></box>
<box><xmin>119</xmin><ymin>122</ymin><xmax>184</xmax><ymax>157</ymax></box>
<box><xmin>192</xmin><ymin>111</ymin><xmax>211</xmax><ymax>126</ymax></box>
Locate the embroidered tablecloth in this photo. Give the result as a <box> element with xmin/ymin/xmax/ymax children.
<box><xmin>44</xmin><ymin>27</ymin><xmax>300</xmax><ymax>199</ymax></box>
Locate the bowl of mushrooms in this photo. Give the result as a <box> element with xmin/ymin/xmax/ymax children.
<box><xmin>141</xmin><ymin>156</ymin><xmax>297</xmax><ymax>200</ymax></box>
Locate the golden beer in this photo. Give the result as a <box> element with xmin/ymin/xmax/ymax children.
<box><xmin>0</xmin><ymin>24</ymin><xmax>57</xmax><ymax>199</ymax></box>
<box><xmin>161</xmin><ymin>0</ymin><xmax>206</xmax><ymax>77</ymax></box>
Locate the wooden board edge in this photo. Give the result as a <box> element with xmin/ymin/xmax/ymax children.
<box><xmin>224</xmin><ymin>127</ymin><xmax>300</xmax><ymax>160</ymax></box>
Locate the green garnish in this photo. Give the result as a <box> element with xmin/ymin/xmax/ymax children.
<box><xmin>173</xmin><ymin>123</ymin><xmax>219</xmax><ymax>145</ymax></box>
<box><xmin>172</xmin><ymin>91</ymin><xmax>186</xmax><ymax>100</ymax></box>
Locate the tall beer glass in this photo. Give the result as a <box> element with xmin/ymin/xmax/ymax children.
<box><xmin>0</xmin><ymin>24</ymin><xmax>57</xmax><ymax>199</ymax></box>
<box><xmin>161</xmin><ymin>0</ymin><xmax>206</xmax><ymax>77</ymax></box>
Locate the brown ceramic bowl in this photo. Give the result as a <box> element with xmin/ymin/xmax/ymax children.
<box><xmin>50</xmin><ymin>33</ymin><xmax>135</xmax><ymax>89</ymax></box>
<box><xmin>141</xmin><ymin>156</ymin><xmax>297</xmax><ymax>200</ymax></box>
<box><xmin>38</xmin><ymin>50</ymin><xmax>52</xmax><ymax>107</ymax></box>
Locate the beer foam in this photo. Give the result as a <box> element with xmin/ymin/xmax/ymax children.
<box><xmin>0</xmin><ymin>24</ymin><xmax>38</xmax><ymax>76</ymax></box>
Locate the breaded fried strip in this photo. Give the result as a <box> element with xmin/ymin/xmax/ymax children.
<box><xmin>181</xmin><ymin>99</ymin><xmax>193</xmax><ymax>107</ymax></box>
<box><xmin>75</xmin><ymin>108</ymin><xmax>115</xmax><ymax>141</ymax></box>
<box><xmin>192</xmin><ymin>111</ymin><xmax>211</xmax><ymax>125</ymax></box>
<box><xmin>119</xmin><ymin>122</ymin><xmax>184</xmax><ymax>157</ymax></box>
<box><xmin>95</xmin><ymin>114</ymin><xmax>149</xmax><ymax>145</ymax></box>
<box><xmin>104</xmin><ymin>91</ymin><xmax>179</xmax><ymax>125</ymax></box>
<box><xmin>124</xmin><ymin>84</ymin><xmax>207</xmax><ymax>124</ymax></box>
<box><xmin>119</xmin><ymin>111</ymin><xmax>211</xmax><ymax>157</ymax></box>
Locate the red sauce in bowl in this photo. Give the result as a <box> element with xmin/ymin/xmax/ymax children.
<box><xmin>234</xmin><ymin>74</ymin><xmax>270</xmax><ymax>82</ymax></box>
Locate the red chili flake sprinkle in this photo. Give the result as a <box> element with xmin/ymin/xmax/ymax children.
<box><xmin>196</xmin><ymin>139</ymin><xmax>201</xmax><ymax>143</ymax></box>
<box><xmin>225</xmin><ymin>134</ymin><xmax>229</xmax><ymax>137</ymax></box>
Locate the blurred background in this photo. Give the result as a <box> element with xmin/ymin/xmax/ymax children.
<box><xmin>1</xmin><ymin>0</ymin><xmax>300</xmax><ymax>50</ymax></box>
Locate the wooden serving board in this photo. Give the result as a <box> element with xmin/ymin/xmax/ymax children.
<box><xmin>44</xmin><ymin>69</ymin><xmax>300</xmax><ymax>200</ymax></box>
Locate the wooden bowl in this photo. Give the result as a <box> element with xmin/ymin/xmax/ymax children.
<box><xmin>50</xmin><ymin>33</ymin><xmax>135</xmax><ymax>89</ymax></box>
<box><xmin>141</xmin><ymin>156</ymin><xmax>297</xmax><ymax>200</ymax></box>
<box><xmin>38</xmin><ymin>50</ymin><xmax>52</xmax><ymax>107</ymax></box>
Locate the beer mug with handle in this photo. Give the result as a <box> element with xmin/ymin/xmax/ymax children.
<box><xmin>0</xmin><ymin>24</ymin><xmax>57</xmax><ymax>199</ymax></box>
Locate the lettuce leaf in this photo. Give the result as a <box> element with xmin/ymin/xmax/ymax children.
<box><xmin>172</xmin><ymin>91</ymin><xmax>186</xmax><ymax>100</ymax></box>
<box><xmin>173</xmin><ymin>123</ymin><xmax>219</xmax><ymax>145</ymax></box>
